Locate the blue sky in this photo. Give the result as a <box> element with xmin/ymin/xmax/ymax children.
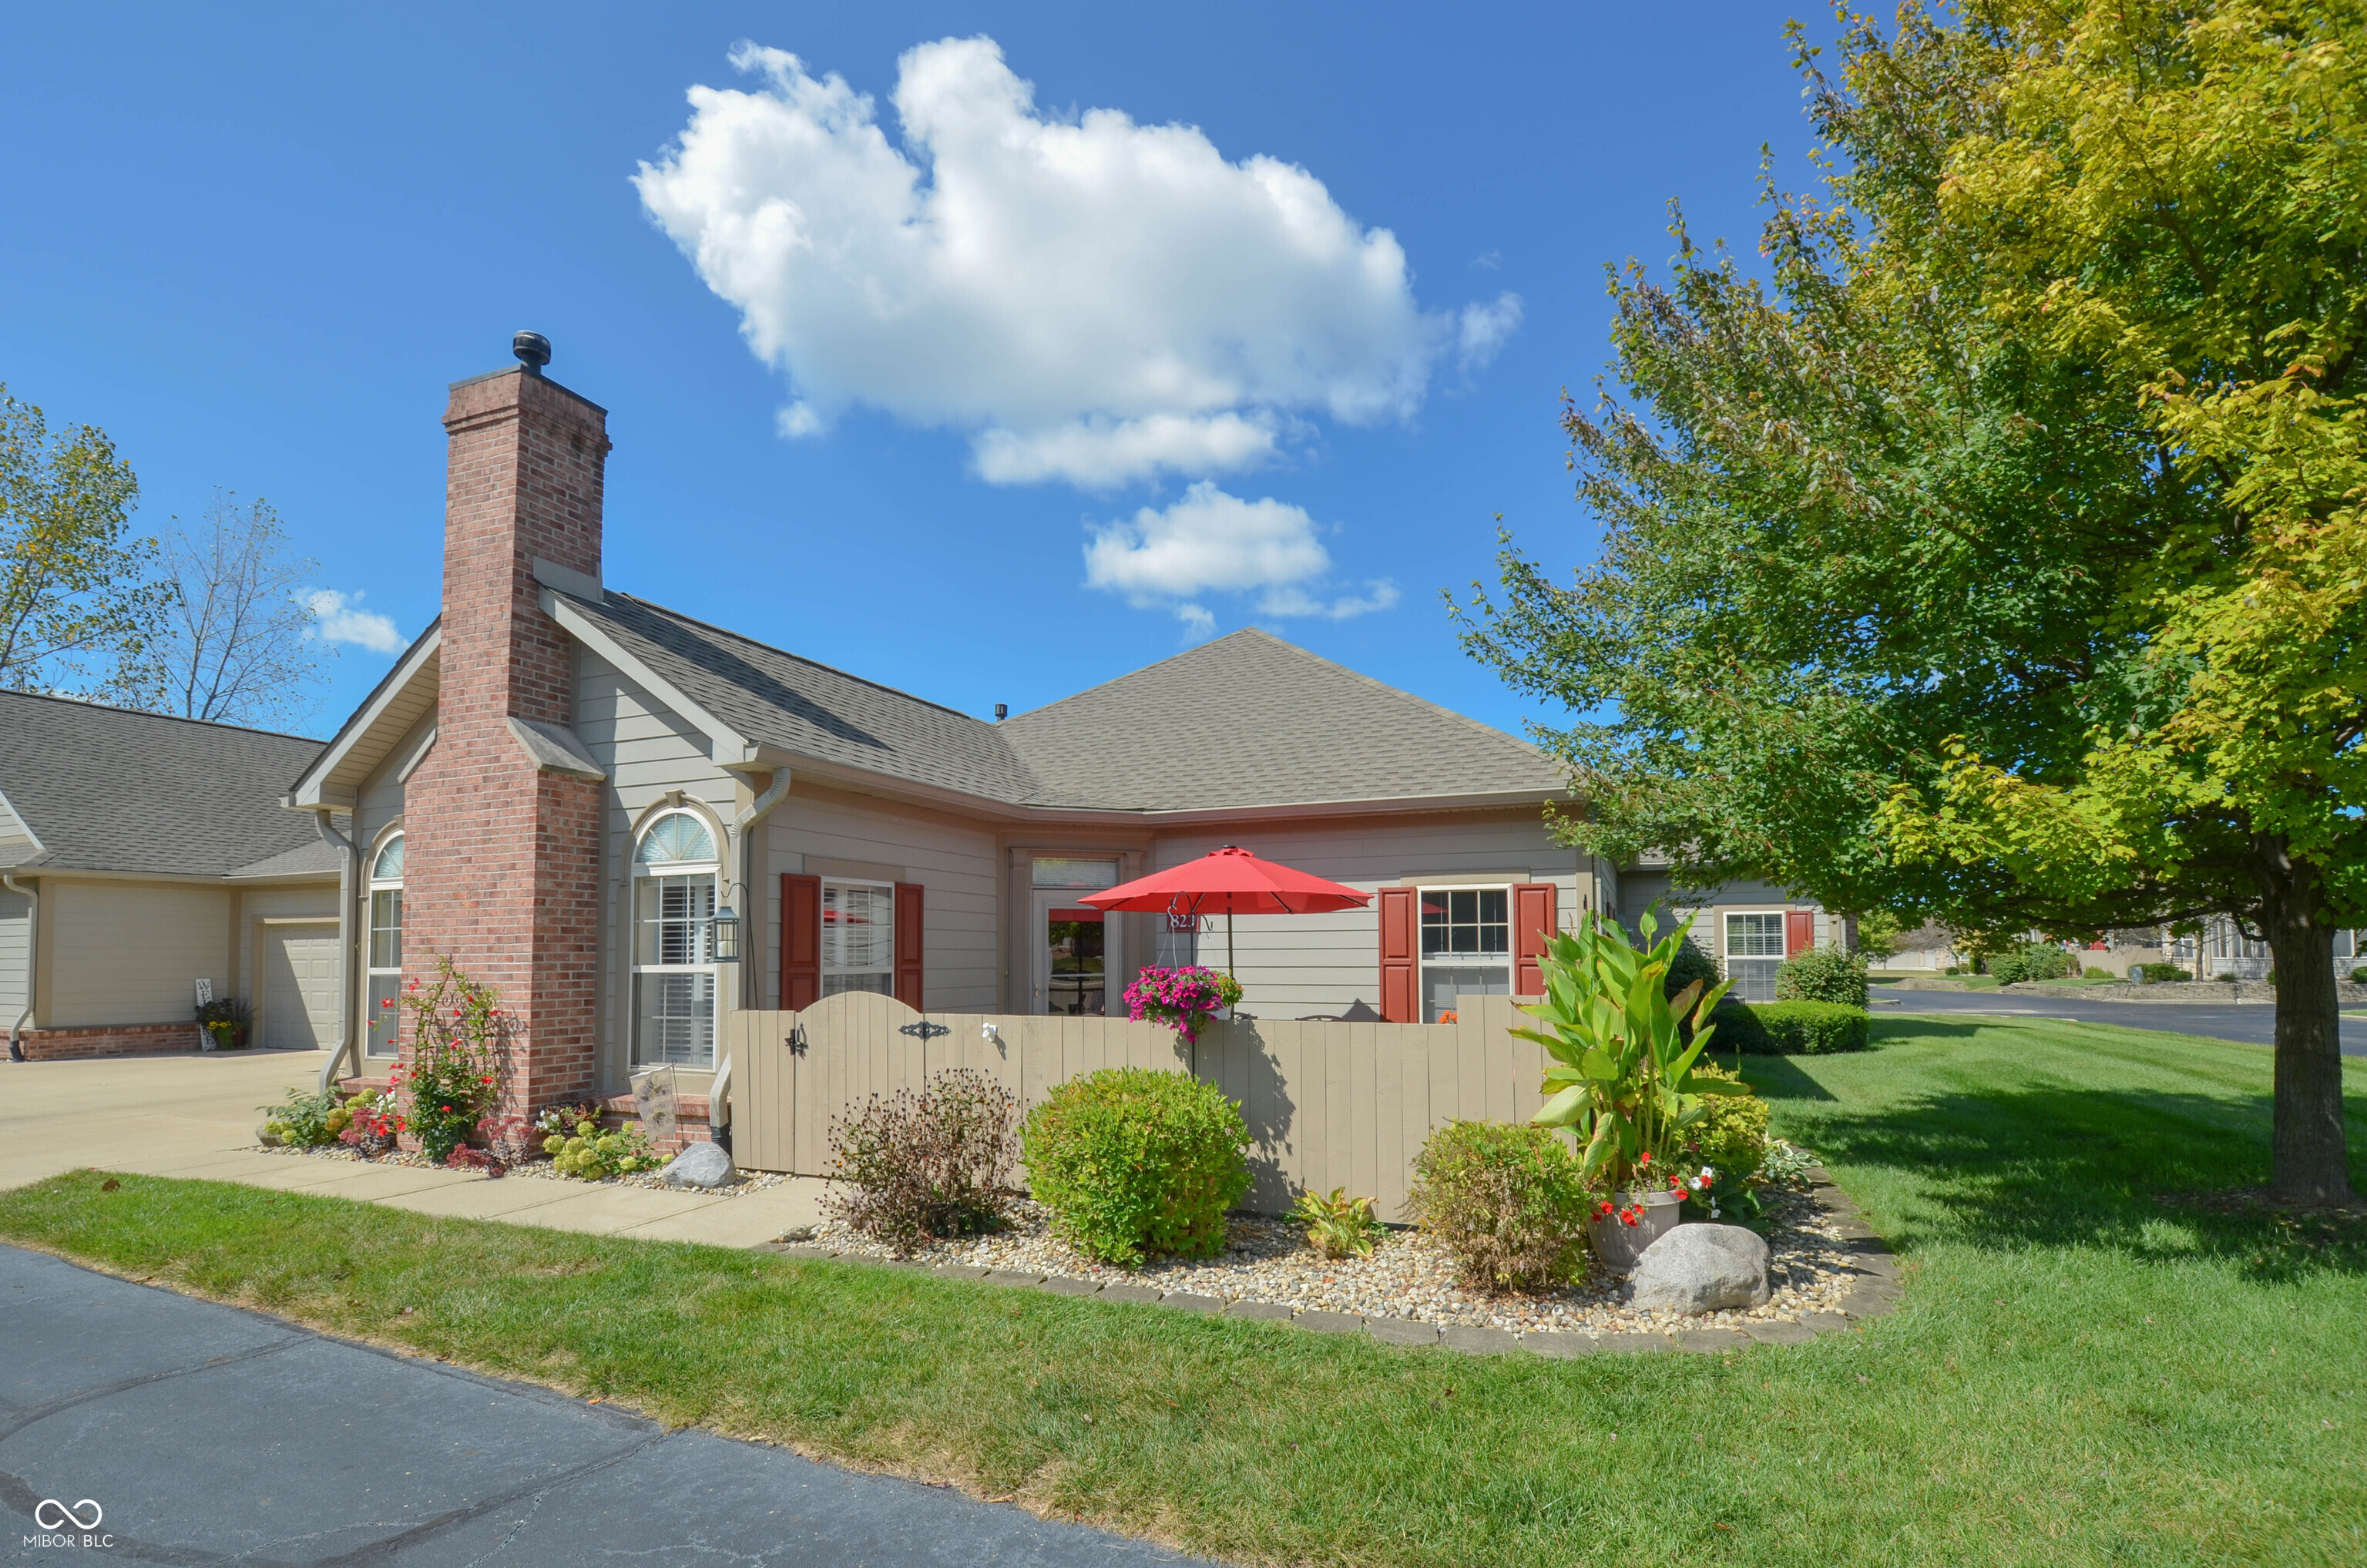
<box><xmin>1</xmin><ymin>2</ymin><xmax>1820</xmax><ymax>740</ymax></box>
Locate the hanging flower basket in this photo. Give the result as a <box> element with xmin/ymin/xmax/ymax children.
<box><xmin>1123</xmin><ymin>966</ymin><xmax>1241</xmax><ymax>1045</ymax></box>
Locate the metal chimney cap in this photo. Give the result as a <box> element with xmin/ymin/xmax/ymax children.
<box><xmin>512</xmin><ymin>331</ymin><xmax>552</xmax><ymax>372</ymax></box>
<box><xmin>993</xmin><ymin>703</ymin><xmax>1008</xmax><ymax>721</ymax></box>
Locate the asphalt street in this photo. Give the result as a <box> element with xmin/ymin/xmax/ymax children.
<box><xmin>2</xmin><ymin>1244</ymin><xmax>1207</xmax><ymax>1566</ymax></box>
<box><xmin>1872</xmin><ymin>984</ymin><xmax>2367</xmax><ymax>1056</ymax></box>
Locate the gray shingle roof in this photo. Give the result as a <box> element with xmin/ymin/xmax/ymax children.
<box><xmin>561</xmin><ymin>592</ymin><xmax>1060</xmax><ymax>805</ymax></box>
<box><xmin>998</xmin><ymin>629</ymin><xmax>1567</xmax><ymax>811</ymax></box>
<box><xmin>0</xmin><ymin>691</ymin><xmax>331</xmax><ymax>878</ymax></box>
<box><xmin>566</xmin><ymin>596</ymin><xmax>1563</xmax><ymax>814</ymax></box>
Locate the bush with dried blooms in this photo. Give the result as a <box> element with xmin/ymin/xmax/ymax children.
<box><xmin>1406</xmin><ymin>1120</ymin><xmax>1590</xmax><ymax>1294</ymax></box>
<box><xmin>824</xmin><ymin>1069</ymin><xmax>1019</xmax><ymax>1252</ymax></box>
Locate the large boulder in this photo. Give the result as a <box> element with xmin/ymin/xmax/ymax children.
<box><xmin>1629</xmin><ymin>1223</ymin><xmax>1771</xmax><ymax>1314</ymax></box>
<box><xmin>662</xmin><ymin>1139</ymin><xmax>736</xmax><ymax>1190</ymax></box>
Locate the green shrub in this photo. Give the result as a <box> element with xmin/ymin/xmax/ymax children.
<box><xmin>1774</xmin><ymin>946</ymin><xmax>1868</xmax><ymax>1006</ymax></box>
<box><xmin>1713</xmin><ymin>1000</ymin><xmax>1869</xmax><ymax>1055</ymax></box>
<box><xmin>1406</xmin><ymin>1120</ymin><xmax>1590</xmax><ymax>1293</ymax></box>
<box><xmin>2351</xmin><ymin>965</ymin><xmax>2367</xmax><ymax>986</ymax></box>
<box><xmin>1987</xmin><ymin>942</ymin><xmax>2077</xmax><ymax>985</ymax></box>
<box><xmin>260</xmin><ymin>1087</ymin><xmax>346</xmax><ymax>1147</ymax></box>
<box><xmin>545</xmin><ymin>1116</ymin><xmax>660</xmax><ymax>1180</ymax></box>
<box><xmin>1021</xmin><ymin>1068</ymin><xmax>1251</xmax><ymax>1267</ymax></box>
<box><xmin>1663</xmin><ymin>936</ymin><xmax>1721</xmax><ymax>1002</ymax></box>
<box><xmin>2082</xmin><ymin>965</ymin><xmax>2115</xmax><ymax>980</ymax></box>
<box><xmin>2135</xmin><ymin>962</ymin><xmax>2192</xmax><ymax>982</ymax></box>
<box><xmin>1682</xmin><ymin>1063</ymin><xmax>1770</xmax><ymax>1177</ymax></box>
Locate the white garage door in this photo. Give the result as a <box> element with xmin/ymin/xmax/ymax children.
<box><xmin>262</xmin><ymin>926</ymin><xmax>341</xmax><ymax>1050</ymax></box>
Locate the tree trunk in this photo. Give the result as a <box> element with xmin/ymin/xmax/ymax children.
<box><xmin>2262</xmin><ymin>858</ymin><xmax>2352</xmax><ymax>1204</ymax></box>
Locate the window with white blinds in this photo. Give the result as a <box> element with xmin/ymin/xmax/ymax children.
<box><xmin>822</xmin><ymin>881</ymin><xmax>895</xmax><ymax>997</ymax></box>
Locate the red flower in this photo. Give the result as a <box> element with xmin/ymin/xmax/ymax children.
<box><xmin>381</xmin><ymin>999</ymin><xmax>393</xmax><ymax>1008</ymax></box>
<box><xmin>1636</xmin><ymin>1150</ymin><xmax>1651</xmax><ymax>1167</ymax></box>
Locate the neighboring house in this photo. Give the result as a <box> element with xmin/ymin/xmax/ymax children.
<box><xmin>1613</xmin><ymin>855</ymin><xmax>1850</xmax><ymax>1003</ymax></box>
<box><xmin>1875</xmin><ymin>924</ymin><xmax>1961</xmax><ymax>973</ymax></box>
<box><xmin>1</xmin><ymin>693</ymin><xmax>342</xmax><ymax>1061</ymax></box>
<box><xmin>290</xmin><ymin>344</ymin><xmax>1621</xmax><ymax>1140</ymax></box>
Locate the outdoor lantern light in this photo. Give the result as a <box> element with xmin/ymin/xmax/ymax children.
<box><xmin>711</xmin><ymin>905</ymin><xmax>740</xmax><ymax>962</ymax></box>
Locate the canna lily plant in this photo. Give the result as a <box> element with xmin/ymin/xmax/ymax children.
<box><xmin>1513</xmin><ymin>908</ymin><xmax>1731</xmax><ymax>1194</ymax></box>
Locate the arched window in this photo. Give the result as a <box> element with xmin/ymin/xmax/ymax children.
<box><xmin>365</xmin><ymin>831</ymin><xmax>404</xmax><ymax>1056</ymax></box>
<box><xmin>633</xmin><ymin>809</ymin><xmax>722</xmax><ymax>1067</ymax></box>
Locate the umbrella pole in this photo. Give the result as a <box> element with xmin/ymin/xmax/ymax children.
<box><xmin>1227</xmin><ymin>911</ymin><xmax>1235</xmax><ymax>981</ymax></box>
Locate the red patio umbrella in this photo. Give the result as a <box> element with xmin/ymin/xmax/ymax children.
<box><xmin>1079</xmin><ymin>845</ymin><xmax>1372</xmax><ymax>979</ymax></box>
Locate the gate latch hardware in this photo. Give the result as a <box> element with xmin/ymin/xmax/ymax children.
<box><xmin>898</xmin><ymin>1020</ymin><xmax>949</xmax><ymax>1041</ymax></box>
<box><xmin>786</xmin><ymin>1022</ymin><xmax>809</xmax><ymax>1056</ymax></box>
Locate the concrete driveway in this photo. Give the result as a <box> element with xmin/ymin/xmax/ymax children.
<box><xmin>0</xmin><ymin>1049</ymin><xmax>828</xmax><ymax>1244</ymax></box>
<box><xmin>1872</xmin><ymin>985</ymin><xmax>2367</xmax><ymax>1056</ymax></box>
<box><xmin>0</xmin><ymin>1243</ymin><xmax>1203</xmax><ymax>1565</ymax></box>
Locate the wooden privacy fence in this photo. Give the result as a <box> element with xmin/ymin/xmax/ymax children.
<box><xmin>728</xmin><ymin>990</ymin><xmax>1555</xmax><ymax>1218</ymax></box>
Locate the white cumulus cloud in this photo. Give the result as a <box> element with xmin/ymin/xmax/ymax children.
<box><xmin>304</xmin><ymin>589</ymin><xmax>405</xmax><ymax>655</ymax></box>
<box><xmin>633</xmin><ymin>38</ymin><xmax>1519</xmax><ymax>489</ymax></box>
<box><xmin>1083</xmin><ymin>482</ymin><xmax>1398</xmax><ymax>637</ymax></box>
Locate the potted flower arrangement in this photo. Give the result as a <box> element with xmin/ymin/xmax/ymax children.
<box><xmin>1121</xmin><ymin>965</ymin><xmax>1239</xmax><ymax>1045</ymax></box>
<box><xmin>1514</xmin><ymin>908</ymin><xmax>1731</xmax><ymax>1271</ymax></box>
<box><xmin>196</xmin><ymin>996</ymin><xmax>251</xmax><ymax>1049</ymax></box>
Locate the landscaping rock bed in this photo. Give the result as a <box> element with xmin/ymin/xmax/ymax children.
<box><xmin>809</xmin><ymin>1180</ymin><xmax>1869</xmax><ymax>1336</ymax></box>
<box><xmin>254</xmin><ymin>1141</ymin><xmax>789</xmax><ymax>1197</ymax></box>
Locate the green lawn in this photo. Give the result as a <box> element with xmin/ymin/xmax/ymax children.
<box><xmin>3</xmin><ymin>1017</ymin><xmax>2363</xmax><ymax>1567</ymax></box>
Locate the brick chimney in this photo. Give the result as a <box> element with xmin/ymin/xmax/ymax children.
<box><xmin>401</xmin><ymin>341</ymin><xmax>610</xmax><ymax>1143</ymax></box>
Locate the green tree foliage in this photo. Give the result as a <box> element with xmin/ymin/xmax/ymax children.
<box><xmin>0</xmin><ymin>386</ymin><xmax>168</xmax><ymax>700</ymax></box>
<box><xmin>1455</xmin><ymin>1</ymin><xmax>2363</xmax><ymax>1200</ymax></box>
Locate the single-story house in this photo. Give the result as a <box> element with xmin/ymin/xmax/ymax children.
<box><xmin>290</xmin><ymin>341</ymin><xmax>1765</xmax><ymax>1141</ymax></box>
<box><xmin>1</xmin><ymin>693</ymin><xmax>344</xmax><ymax>1060</ymax></box>
<box><xmin>1612</xmin><ymin>855</ymin><xmax>1852</xmax><ymax>1003</ymax></box>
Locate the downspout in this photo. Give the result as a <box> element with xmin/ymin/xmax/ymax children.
<box><xmin>715</xmin><ymin>770</ymin><xmax>790</xmax><ymax>1145</ymax></box>
<box><xmin>313</xmin><ymin>810</ymin><xmax>360</xmax><ymax>1093</ymax></box>
<box><xmin>3</xmin><ymin>871</ymin><xmax>35</xmax><ymax>1063</ymax></box>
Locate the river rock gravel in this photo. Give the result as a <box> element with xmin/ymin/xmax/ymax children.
<box><xmin>814</xmin><ymin>1182</ymin><xmax>1858</xmax><ymax>1333</ymax></box>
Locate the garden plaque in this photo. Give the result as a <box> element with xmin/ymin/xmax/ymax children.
<box><xmin>630</xmin><ymin>1066</ymin><xmax>678</xmax><ymax>1143</ymax></box>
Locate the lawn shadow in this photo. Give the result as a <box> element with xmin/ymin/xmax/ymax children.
<box><xmin>1731</xmin><ymin>1054</ymin><xmax>1838</xmax><ymax>1103</ymax></box>
<box><xmin>1789</xmin><ymin>1082</ymin><xmax>2367</xmax><ymax>1282</ymax></box>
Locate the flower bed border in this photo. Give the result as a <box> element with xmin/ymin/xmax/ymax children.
<box><xmin>761</xmin><ymin>1166</ymin><xmax>1902</xmax><ymax>1357</ymax></box>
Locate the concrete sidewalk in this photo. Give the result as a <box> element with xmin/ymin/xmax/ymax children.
<box><xmin>0</xmin><ymin>1243</ymin><xmax>1203</xmax><ymax>1565</ymax></box>
<box><xmin>0</xmin><ymin>1049</ymin><xmax>828</xmax><ymax>1246</ymax></box>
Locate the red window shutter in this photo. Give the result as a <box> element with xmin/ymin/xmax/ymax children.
<box><xmin>1513</xmin><ymin>882</ymin><xmax>1557</xmax><ymax>996</ymax></box>
<box><xmin>781</xmin><ymin>873</ymin><xmax>820</xmax><ymax>1010</ymax></box>
<box><xmin>1378</xmin><ymin>886</ymin><xmax>1418</xmax><ymax>1023</ymax></box>
<box><xmin>894</xmin><ymin>881</ymin><xmax>925</xmax><ymax>1009</ymax></box>
<box><xmin>1784</xmin><ymin>908</ymin><xmax>1815</xmax><ymax>957</ymax></box>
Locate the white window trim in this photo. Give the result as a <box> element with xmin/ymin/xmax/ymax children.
<box><xmin>1417</xmin><ymin>883</ymin><xmax>1516</xmax><ymax>968</ymax></box>
<box><xmin>821</xmin><ymin>877</ymin><xmax>897</xmax><ymax>996</ymax></box>
<box><xmin>1722</xmin><ymin>908</ymin><xmax>1788</xmax><ymax>1003</ymax></box>
<box><xmin>632</xmin><ymin>808</ymin><xmax>724</xmax><ymax>1069</ymax></box>
<box><xmin>1416</xmin><ymin>883</ymin><xmax>1515</xmax><ymax>1022</ymax></box>
<box><xmin>364</xmin><ymin>830</ymin><xmax>404</xmax><ymax>1056</ymax></box>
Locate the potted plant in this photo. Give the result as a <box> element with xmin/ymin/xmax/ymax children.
<box><xmin>1121</xmin><ymin>965</ymin><xmax>1235</xmax><ymax>1044</ymax></box>
<box><xmin>1513</xmin><ymin>908</ymin><xmax>1731</xmax><ymax>1271</ymax></box>
<box><xmin>196</xmin><ymin>996</ymin><xmax>251</xmax><ymax>1049</ymax></box>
